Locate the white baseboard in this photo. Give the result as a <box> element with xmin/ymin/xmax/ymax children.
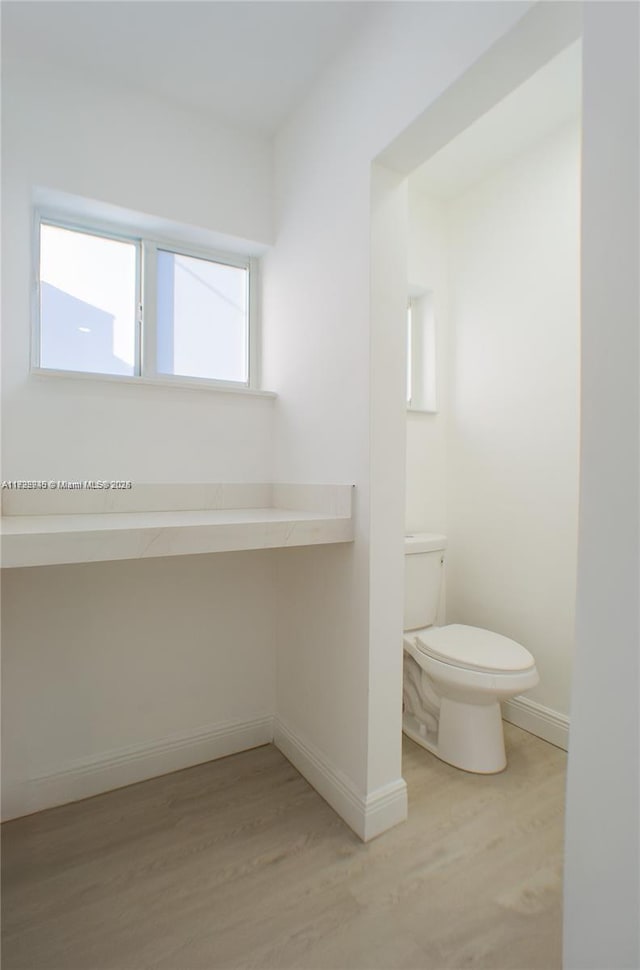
<box><xmin>5</xmin><ymin>714</ymin><xmax>409</xmax><ymax>843</ymax></box>
<box><xmin>3</xmin><ymin>715</ymin><xmax>274</xmax><ymax>821</ymax></box>
<box><xmin>502</xmin><ymin>695</ymin><xmax>569</xmax><ymax>751</ymax></box>
<box><xmin>361</xmin><ymin>777</ymin><xmax>409</xmax><ymax>842</ymax></box>
<box><xmin>273</xmin><ymin>717</ymin><xmax>407</xmax><ymax>842</ymax></box>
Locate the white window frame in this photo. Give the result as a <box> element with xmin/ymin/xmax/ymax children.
<box><xmin>32</xmin><ymin>210</ymin><xmax>259</xmax><ymax>391</ymax></box>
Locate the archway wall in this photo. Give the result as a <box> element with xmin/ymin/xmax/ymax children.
<box><xmin>564</xmin><ymin>5</ymin><xmax>640</xmax><ymax>967</ymax></box>
<box><xmin>261</xmin><ymin>2</ymin><xmax>551</xmax><ymax>836</ymax></box>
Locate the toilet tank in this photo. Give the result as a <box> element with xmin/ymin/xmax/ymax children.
<box><xmin>404</xmin><ymin>533</ymin><xmax>447</xmax><ymax>631</ymax></box>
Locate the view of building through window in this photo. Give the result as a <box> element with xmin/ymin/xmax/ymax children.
<box><xmin>39</xmin><ymin>224</ymin><xmax>137</xmax><ymax>376</ymax></box>
<box><xmin>38</xmin><ymin>222</ymin><xmax>251</xmax><ymax>385</ymax></box>
<box><xmin>156</xmin><ymin>250</ymin><xmax>248</xmax><ymax>383</ymax></box>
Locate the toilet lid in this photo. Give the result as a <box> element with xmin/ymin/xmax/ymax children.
<box><xmin>414</xmin><ymin>624</ymin><xmax>535</xmax><ymax>674</ymax></box>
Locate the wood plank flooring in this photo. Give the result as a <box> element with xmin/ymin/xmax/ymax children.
<box><xmin>1</xmin><ymin>724</ymin><xmax>566</xmax><ymax>970</ymax></box>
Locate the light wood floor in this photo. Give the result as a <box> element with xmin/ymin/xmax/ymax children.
<box><xmin>2</xmin><ymin>724</ymin><xmax>566</xmax><ymax>970</ymax></box>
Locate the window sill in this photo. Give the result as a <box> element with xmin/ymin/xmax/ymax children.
<box><xmin>30</xmin><ymin>368</ymin><xmax>277</xmax><ymax>399</ymax></box>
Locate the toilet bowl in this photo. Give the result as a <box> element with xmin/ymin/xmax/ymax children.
<box><xmin>403</xmin><ymin>535</ymin><xmax>539</xmax><ymax>773</ymax></box>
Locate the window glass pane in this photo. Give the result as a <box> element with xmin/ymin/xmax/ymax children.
<box><xmin>156</xmin><ymin>251</ymin><xmax>248</xmax><ymax>383</ymax></box>
<box><xmin>407</xmin><ymin>290</ymin><xmax>437</xmax><ymax>413</ymax></box>
<box><xmin>39</xmin><ymin>224</ymin><xmax>137</xmax><ymax>376</ymax></box>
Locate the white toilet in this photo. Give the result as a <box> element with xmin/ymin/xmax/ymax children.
<box><xmin>403</xmin><ymin>533</ymin><xmax>539</xmax><ymax>773</ymax></box>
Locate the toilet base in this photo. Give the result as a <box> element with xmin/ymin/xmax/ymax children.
<box><xmin>403</xmin><ymin>697</ymin><xmax>507</xmax><ymax>774</ymax></box>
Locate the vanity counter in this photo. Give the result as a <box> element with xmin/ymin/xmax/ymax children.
<box><xmin>0</xmin><ymin>483</ymin><xmax>354</xmax><ymax>568</ymax></box>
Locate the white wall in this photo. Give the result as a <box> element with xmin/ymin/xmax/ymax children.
<box><xmin>405</xmin><ymin>122</ymin><xmax>580</xmax><ymax>722</ymax></box>
<box><xmin>1</xmin><ymin>553</ymin><xmax>277</xmax><ymax>819</ymax></box>
<box><xmin>262</xmin><ymin>1</ymin><xmax>533</xmax><ymax>815</ymax></box>
<box><xmin>406</xmin><ymin>189</ymin><xmax>449</xmax><ymax>534</ymax></box>
<box><xmin>444</xmin><ymin>122</ymin><xmax>580</xmax><ymax>719</ymax></box>
<box><xmin>367</xmin><ymin>164</ymin><xmax>409</xmax><ymax>805</ymax></box>
<box><xmin>1</xmin><ymin>59</ymin><xmax>278</xmax><ymax>818</ymax></box>
<box><xmin>1</xmin><ymin>59</ymin><xmax>275</xmax><ymax>482</ymax></box>
<box><xmin>564</xmin><ymin>4</ymin><xmax>639</xmax><ymax>967</ymax></box>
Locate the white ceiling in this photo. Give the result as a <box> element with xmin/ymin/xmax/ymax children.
<box><xmin>410</xmin><ymin>40</ymin><xmax>582</xmax><ymax>201</ymax></box>
<box><xmin>1</xmin><ymin>1</ymin><xmax>375</xmax><ymax>136</ymax></box>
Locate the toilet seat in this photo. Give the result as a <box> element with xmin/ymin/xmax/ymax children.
<box><xmin>414</xmin><ymin>624</ymin><xmax>535</xmax><ymax>675</ymax></box>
